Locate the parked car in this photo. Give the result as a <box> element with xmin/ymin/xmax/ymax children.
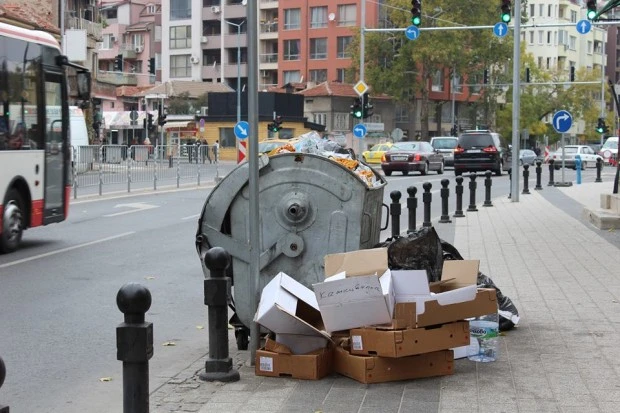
<box><xmin>598</xmin><ymin>137</ymin><xmax>618</xmax><ymax>165</ymax></box>
<box><xmin>362</xmin><ymin>142</ymin><xmax>394</xmax><ymax>164</ymax></box>
<box><xmin>552</xmin><ymin>145</ymin><xmax>602</xmax><ymax>169</ymax></box>
<box><xmin>430</xmin><ymin>136</ymin><xmax>458</xmax><ymax>166</ymax></box>
<box><xmin>519</xmin><ymin>149</ymin><xmax>537</xmax><ymax>165</ymax></box>
<box><xmin>381</xmin><ymin>141</ymin><xmax>444</xmax><ymax>176</ymax></box>
<box><xmin>453</xmin><ymin>131</ymin><xmax>510</xmax><ymax>176</ymax></box>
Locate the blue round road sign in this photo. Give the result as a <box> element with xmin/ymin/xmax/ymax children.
<box><xmin>493</xmin><ymin>22</ymin><xmax>508</xmax><ymax>38</ymax></box>
<box><xmin>576</xmin><ymin>20</ymin><xmax>591</xmax><ymax>35</ymax></box>
<box><xmin>552</xmin><ymin>110</ymin><xmax>572</xmax><ymax>133</ymax></box>
<box><xmin>234</xmin><ymin>121</ymin><xmax>249</xmax><ymax>140</ymax></box>
<box><xmin>405</xmin><ymin>26</ymin><xmax>420</xmax><ymax>41</ymax></box>
<box><xmin>353</xmin><ymin>124</ymin><xmax>367</xmax><ymax>139</ymax></box>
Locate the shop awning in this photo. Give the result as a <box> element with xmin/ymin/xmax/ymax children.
<box><xmin>163</xmin><ymin>121</ymin><xmax>195</xmax><ymax>130</ymax></box>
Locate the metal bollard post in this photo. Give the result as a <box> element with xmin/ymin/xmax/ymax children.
<box><xmin>0</xmin><ymin>356</ymin><xmax>8</xmax><ymax>413</ymax></box>
<box><xmin>467</xmin><ymin>173</ymin><xmax>478</xmax><ymax>212</ymax></box>
<box><xmin>483</xmin><ymin>171</ymin><xmax>493</xmax><ymax>207</ymax></box>
<box><xmin>522</xmin><ymin>165</ymin><xmax>531</xmax><ymax>194</ymax></box>
<box><xmin>508</xmin><ymin>169</ymin><xmax>512</xmax><ymax>199</ymax></box>
<box><xmin>390</xmin><ymin>190</ymin><xmax>402</xmax><ymax>238</ymax></box>
<box><xmin>575</xmin><ymin>155</ymin><xmax>582</xmax><ymax>185</ymax></box>
<box><xmin>422</xmin><ymin>182</ymin><xmax>432</xmax><ymax>227</ymax></box>
<box><xmin>439</xmin><ymin>179</ymin><xmax>452</xmax><ymax>223</ymax></box>
<box><xmin>199</xmin><ymin>247</ymin><xmax>240</xmax><ymax>383</ymax></box>
<box><xmin>406</xmin><ymin>186</ymin><xmax>418</xmax><ymax>233</ymax></box>
<box><xmin>453</xmin><ymin>177</ymin><xmax>465</xmax><ymax>218</ymax></box>
<box><xmin>548</xmin><ymin>159</ymin><xmax>555</xmax><ymax>186</ymax></box>
<box><xmin>596</xmin><ymin>158</ymin><xmax>603</xmax><ymax>182</ymax></box>
<box><xmin>116</xmin><ymin>283</ymin><xmax>154</xmax><ymax>413</ymax></box>
<box><xmin>535</xmin><ymin>160</ymin><xmax>543</xmax><ymax>190</ymax></box>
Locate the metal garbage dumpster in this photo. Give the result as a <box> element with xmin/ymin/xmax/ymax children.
<box><xmin>196</xmin><ymin>153</ymin><xmax>387</xmax><ymax>347</ymax></box>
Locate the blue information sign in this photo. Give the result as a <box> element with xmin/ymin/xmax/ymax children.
<box><xmin>493</xmin><ymin>22</ymin><xmax>508</xmax><ymax>38</ymax></box>
<box><xmin>234</xmin><ymin>121</ymin><xmax>249</xmax><ymax>140</ymax></box>
<box><xmin>552</xmin><ymin>110</ymin><xmax>572</xmax><ymax>133</ymax></box>
<box><xmin>576</xmin><ymin>20</ymin><xmax>591</xmax><ymax>35</ymax></box>
<box><xmin>353</xmin><ymin>124</ymin><xmax>367</xmax><ymax>139</ymax></box>
<box><xmin>405</xmin><ymin>26</ymin><xmax>420</xmax><ymax>41</ymax></box>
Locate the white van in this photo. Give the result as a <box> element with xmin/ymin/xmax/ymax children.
<box><xmin>598</xmin><ymin>137</ymin><xmax>618</xmax><ymax>165</ymax></box>
<box><xmin>68</xmin><ymin>106</ymin><xmax>93</xmax><ymax>172</ymax></box>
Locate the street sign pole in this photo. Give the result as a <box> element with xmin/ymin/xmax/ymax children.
<box><xmin>510</xmin><ymin>1</ymin><xmax>521</xmax><ymax>202</ymax></box>
<box><xmin>358</xmin><ymin>0</ymin><xmax>366</xmax><ymax>160</ymax></box>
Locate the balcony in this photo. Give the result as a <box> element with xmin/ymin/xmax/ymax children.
<box><xmin>260</xmin><ymin>53</ymin><xmax>278</xmax><ymax>64</ymax></box>
<box><xmin>65</xmin><ymin>12</ymin><xmax>103</xmax><ymax>42</ymax></box>
<box><xmin>120</xmin><ymin>43</ymin><xmax>140</xmax><ymax>60</ymax></box>
<box><xmin>98</xmin><ymin>71</ymin><xmax>138</xmax><ymax>86</ymax></box>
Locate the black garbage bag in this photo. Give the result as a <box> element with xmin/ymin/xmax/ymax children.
<box><xmin>477</xmin><ymin>272</ymin><xmax>520</xmax><ymax>331</ymax></box>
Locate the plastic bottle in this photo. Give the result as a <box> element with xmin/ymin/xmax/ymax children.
<box><xmin>467</xmin><ymin>310</ymin><xmax>499</xmax><ymax>362</ymax></box>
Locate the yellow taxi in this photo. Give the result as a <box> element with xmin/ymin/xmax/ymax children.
<box><xmin>362</xmin><ymin>142</ymin><xmax>394</xmax><ymax>164</ymax></box>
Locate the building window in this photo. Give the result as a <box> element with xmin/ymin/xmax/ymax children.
<box><xmin>537</xmin><ymin>56</ymin><xmax>543</xmax><ymax>68</ymax></box>
<box><xmin>310</xmin><ymin>38</ymin><xmax>327</xmax><ymax>59</ymax></box>
<box><xmin>203</xmin><ymin>50</ymin><xmax>220</xmax><ymax>65</ymax></box>
<box><xmin>170</xmin><ymin>54</ymin><xmax>191</xmax><ymax>77</ymax></box>
<box><xmin>146</xmin><ymin>4</ymin><xmax>156</xmax><ymax>14</ymax></box>
<box><xmin>338</xmin><ymin>4</ymin><xmax>357</xmax><ymax>26</ymax></box>
<box><xmin>470</xmin><ymin>73</ymin><xmax>481</xmax><ymax>94</ymax></box>
<box><xmin>587</xmin><ymin>40</ymin><xmax>593</xmax><ymax>54</ymax></box>
<box><xmin>452</xmin><ymin>73</ymin><xmax>463</xmax><ymax>93</ymax></box>
<box><xmin>538</xmin><ymin>4</ymin><xmax>544</xmax><ymax>17</ymax></box>
<box><xmin>559</xmin><ymin>30</ymin><xmax>567</xmax><ymax>45</ymax></box>
<box><xmin>431</xmin><ymin>70</ymin><xmax>444</xmax><ymax>92</ymax></box>
<box><xmin>547</xmin><ymin>31</ymin><xmax>552</xmax><ymax>44</ymax></box>
<box><xmin>336</xmin><ymin>68</ymin><xmax>346</xmax><ymax>83</ymax></box>
<box><xmin>219</xmin><ymin>128</ymin><xmax>235</xmax><ymax>148</ymax></box>
<box><xmin>310</xmin><ymin>6</ymin><xmax>328</xmax><ymax>29</ymax></box>
<box><xmin>170</xmin><ymin>0</ymin><xmax>191</xmax><ymax>20</ymax></box>
<box><xmin>528</xmin><ymin>31</ymin><xmax>534</xmax><ymax>44</ymax></box>
<box><xmin>570</xmin><ymin>10</ymin><xmax>577</xmax><ymax>23</ymax></box>
<box><xmin>548</xmin><ymin>4</ymin><xmax>552</xmax><ymax>17</ymax></box>
<box><xmin>395</xmin><ymin>106</ymin><xmax>408</xmax><ymax>122</ymax></box>
<box><xmin>228</xmin><ymin>48</ymin><xmax>247</xmax><ymax>64</ymax></box>
<box><xmin>546</xmin><ymin>57</ymin><xmax>551</xmax><ymax>69</ymax></box>
<box><xmin>529</xmin><ymin>4</ymin><xmax>534</xmax><ymax>17</ymax></box>
<box><xmin>203</xmin><ymin>21</ymin><xmax>220</xmax><ymax>36</ymax></box>
<box><xmin>284</xmin><ymin>8</ymin><xmax>301</xmax><ymax>30</ymax></box>
<box><xmin>337</xmin><ymin>36</ymin><xmax>352</xmax><ymax>58</ymax></box>
<box><xmin>538</xmin><ymin>30</ymin><xmax>544</xmax><ymax>44</ymax></box>
<box><xmin>309</xmin><ymin>69</ymin><xmax>327</xmax><ymax>83</ymax></box>
<box><xmin>170</xmin><ymin>26</ymin><xmax>191</xmax><ymax>49</ymax></box>
<box><xmin>569</xmin><ymin>36</ymin><xmax>576</xmax><ymax>50</ymax></box>
<box><xmin>103</xmin><ymin>34</ymin><xmax>114</xmax><ymax>49</ymax></box>
<box><xmin>283</xmin><ymin>70</ymin><xmax>301</xmax><ymax>84</ymax></box>
<box><xmin>313</xmin><ymin>113</ymin><xmax>327</xmax><ymax>126</ymax></box>
<box><xmin>283</xmin><ymin>39</ymin><xmax>300</xmax><ymax>60</ymax></box>
<box><xmin>334</xmin><ymin>113</ymin><xmax>348</xmax><ymax>130</ymax></box>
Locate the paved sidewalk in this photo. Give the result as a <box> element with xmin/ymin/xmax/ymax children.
<box><xmin>149</xmin><ymin>181</ymin><xmax>620</xmax><ymax>413</ymax></box>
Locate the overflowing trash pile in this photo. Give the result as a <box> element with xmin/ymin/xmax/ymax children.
<box><xmin>266</xmin><ymin>131</ymin><xmax>380</xmax><ymax>188</ymax></box>
<box><xmin>253</xmin><ymin>242</ymin><xmax>518</xmax><ymax>383</ymax></box>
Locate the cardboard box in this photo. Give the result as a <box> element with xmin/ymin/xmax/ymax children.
<box><xmin>276</xmin><ymin>333</ymin><xmax>328</xmax><ymax>355</ymax></box>
<box><xmin>349</xmin><ymin>320</ymin><xmax>470</xmax><ymax>358</ymax></box>
<box><xmin>333</xmin><ymin>346</ymin><xmax>453</xmax><ymax>384</ymax></box>
<box><xmin>255</xmin><ymin>339</ymin><xmax>333</xmax><ymax>380</ymax></box>
<box><xmin>254</xmin><ymin>272</ymin><xmax>330</xmax><ymax>340</ymax></box>
<box><xmin>313</xmin><ymin>248</ymin><xmax>394</xmax><ymax>333</ymax></box>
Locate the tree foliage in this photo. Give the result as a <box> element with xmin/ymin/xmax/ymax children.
<box><xmin>166</xmin><ymin>92</ymin><xmax>209</xmax><ymax>115</ymax></box>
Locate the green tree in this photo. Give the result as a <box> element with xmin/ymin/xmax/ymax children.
<box><xmin>166</xmin><ymin>92</ymin><xmax>210</xmax><ymax>115</ymax></box>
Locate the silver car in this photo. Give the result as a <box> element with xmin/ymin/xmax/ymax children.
<box><xmin>519</xmin><ymin>149</ymin><xmax>537</xmax><ymax>165</ymax></box>
<box><xmin>430</xmin><ymin>136</ymin><xmax>458</xmax><ymax>166</ymax></box>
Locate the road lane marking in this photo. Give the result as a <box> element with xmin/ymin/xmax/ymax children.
<box><xmin>0</xmin><ymin>232</ymin><xmax>135</xmax><ymax>269</ymax></box>
<box><xmin>181</xmin><ymin>214</ymin><xmax>200</xmax><ymax>221</ymax></box>
<box><xmin>104</xmin><ymin>202</ymin><xmax>159</xmax><ymax>217</ymax></box>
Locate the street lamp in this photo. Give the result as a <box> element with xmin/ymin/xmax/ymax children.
<box><xmin>225</xmin><ymin>19</ymin><xmax>246</xmax><ymax>123</ymax></box>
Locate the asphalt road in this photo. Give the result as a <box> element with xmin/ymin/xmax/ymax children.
<box><xmin>0</xmin><ymin>161</ymin><xmax>606</xmax><ymax>412</ymax></box>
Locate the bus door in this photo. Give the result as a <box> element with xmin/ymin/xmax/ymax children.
<box><xmin>43</xmin><ymin>72</ymin><xmax>67</xmax><ymax>224</ymax></box>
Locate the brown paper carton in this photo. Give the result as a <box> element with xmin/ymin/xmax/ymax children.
<box><xmin>255</xmin><ymin>338</ymin><xmax>333</xmax><ymax>380</ymax></box>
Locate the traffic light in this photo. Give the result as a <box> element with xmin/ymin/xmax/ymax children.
<box><xmin>570</xmin><ymin>66</ymin><xmax>576</xmax><ymax>82</ymax></box>
<box><xmin>148</xmin><ymin>57</ymin><xmax>155</xmax><ymax>75</ymax></box>
<box><xmin>450</xmin><ymin>124</ymin><xmax>457</xmax><ymax>137</ymax></box>
<box><xmin>411</xmin><ymin>0</ymin><xmax>421</xmax><ymax>27</ymax></box>
<box><xmin>113</xmin><ymin>54</ymin><xmax>123</xmax><ymax>71</ymax></box>
<box><xmin>268</xmin><ymin>116</ymin><xmax>283</xmax><ymax>132</ymax></box>
<box><xmin>587</xmin><ymin>0</ymin><xmax>597</xmax><ymax>20</ymax></box>
<box><xmin>158</xmin><ymin>106</ymin><xmax>167</xmax><ymax>126</ymax></box>
<box><xmin>501</xmin><ymin>0</ymin><xmax>512</xmax><ymax>23</ymax></box>
<box><xmin>525</xmin><ymin>67</ymin><xmax>531</xmax><ymax>83</ymax></box>
<box><xmin>147</xmin><ymin>113</ymin><xmax>154</xmax><ymax>130</ymax></box>
<box><xmin>361</xmin><ymin>92</ymin><xmax>373</xmax><ymax>119</ymax></box>
<box><xmin>350</xmin><ymin>98</ymin><xmax>363</xmax><ymax>119</ymax></box>
<box><xmin>595</xmin><ymin>117</ymin><xmax>608</xmax><ymax>134</ymax></box>
<box><xmin>483</xmin><ymin>69</ymin><xmax>489</xmax><ymax>84</ymax></box>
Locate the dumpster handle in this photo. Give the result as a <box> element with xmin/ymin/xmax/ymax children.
<box><xmin>380</xmin><ymin>203</ymin><xmax>390</xmax><ymax>231</ymax></box>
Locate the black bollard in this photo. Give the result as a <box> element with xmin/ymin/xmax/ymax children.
<box><xmin>522</xmin><ymin>164</ymin><xmax>531</xmax><ymax>194</ymax></box>
<box><xmin>200</xmin><ymin>247</ymin><xmax>240</xmax><ymax>383</ymax></box>
<box><xmin>116</xmin><ymin>283</ymin><xmax>154</xmax><ymax>413</ymax></box>
<box><xmin>483</xmin><ymin>171</ymin><xmax>493</xmax><ymax>207</ymax></box>
<box><xmin>596</xmin><ymin>158</ymin><xmax>603</xmax><ymax>182</ymax></box>
<box><xmin>422</xmin><ymin>182</ymin><xmax>432</xmax><ymax>227</ymax></box>
<box><xmin>390</xmin><ymin>191</ymin><xmax>402</xmax><ymax>238</ymax></box>
<box><xmin>535</xmin><ymin>160</ymin><xmax>543</xmax><ymax>190</ymax></box>
<box><xmin>439</xmin><ymin>179</ymin><xmax>452</xmax><ymax>223</ymax></box>
<box><xmin>406</xmin><ymin>186</ymin><xmax>418</xmax><ymax>233</ymax></box>
<box><xmin>508</xmin><ymin>169</ymin><xmax>512</xmax><ymax>199</ymax></box>
<box><xmin>548</xmin><ymin>159</ymin><xmax>555</xmax><ymax>186</ymax></box>
<box><xmin>0</xmin><ymin>356</ymin><xmax>8</xmax><ymax>413</ymax></box>
<box><xmin>453</xmin><ymin>177</ymin><xmax>465</xmax><ymax>218</ymax></box>
<box><xmin>467</xmin><ymin>173</ymin><xmax>478</xmax><ymax>212</ymax></box>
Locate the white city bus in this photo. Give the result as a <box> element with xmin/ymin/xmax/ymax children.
<box><xmin>0</xmin><ymin>22</ymin><xmax>90</xmax><ymax>253</ymax></box>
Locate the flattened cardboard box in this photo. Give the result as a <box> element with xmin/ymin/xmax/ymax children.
<box><xmin>334</xmin><ymin>347</ymin><xmax>453</xmax><ymax>384</ymax></box>
<box><xmin>417</xmin><ymin>288</ymin><xmax>497</xmax><ymax>327</ymax></box>
<box><xmin>255</xmin><ymin>339</ymin><xmax>333</xmax><ymax>380</ymax></box>
<box><xmin>349</xmin><ymin>320</ymin><xmax>470</xmax><ymax>358</ymax></box>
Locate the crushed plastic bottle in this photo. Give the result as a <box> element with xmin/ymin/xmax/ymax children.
<box><xmin>467</xmin><ymin>311</ymin><xmax>499</xmax><ymax>362</ymax></box>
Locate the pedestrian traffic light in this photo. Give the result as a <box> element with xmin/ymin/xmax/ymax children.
<box><xmin>501</xmin><ymin>0</ymin><xmax>512</xmax><ymax>23</ymax></box>
<box><xmin>361</xmin><ymin>92</ymin><xmax>373</xmax><ymax>119</ymax></box>
<box><xmin>595</xmin><ymin>117</ymin><xmax>608</xmax><ymax>134</ymax></box>
<box><xmin>411</xmin><ymin>0</ymin><xmax>421</xmax><ymax>27</ymax></box>
<box><xmin>158</xmin><ymin>107</ymin><xmax>167</xmax><ymax>126</ymax></box>
<box><xmin>147</xmin><ymin>113</ymin><xmax>154</xmax><ymax>130</ymax></box>
<box><xmin>113</xmin><ymin>54</ymin><xmax>123</xmax><ymax>71</ymax></box>
<box><xmin>148</xmin><ymin>57</ymin><xmax>155</xmax><ymax>75</ymax></box>
<box><xmin>570</xmin><ymin>66</ymin><xmax>576</xmax><ymax>82</ymax></box>
<box><xmin>483</xmin><ymin>69</ymin><xmax>489</xmax><ymax>85</ymax></box>
<box><xmin>525</xmin><ymin>67</ymin><xmax>531</xmax><ymax>83</ymax></box>
<box><xmin>268</xmin><ymin>115</ymin><xmax>283</xmax><ymax>132</ymax></box>
<box><xmin>350</xmin><ymin>98</ymin><xmax>363</xmax><ymax>119</ymax></box>
<box><xmin>587</xmin><ymin>0</ymin><xmax>597</xmax><ymax>20</ymax></box>
<box><xmin>450</xmin><ymin>124</ymin><xmax>457</xmax><ymax>136</ymax></box>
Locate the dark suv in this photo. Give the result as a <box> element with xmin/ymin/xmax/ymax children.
<box><xmin>453</xmin><ymin>131</ymin><xmax>510</xmax><ymax>176</ymax></box>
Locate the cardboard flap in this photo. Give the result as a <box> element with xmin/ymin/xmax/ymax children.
<box><xmin>265</xmin><ymin>338</ymin><xmax>293</xmax><ymax>354</ymax></box>
<box><xmin>392</xmin><ymin>270</ymin><xmax>431</xmax><ymax>302</ymax></box>
<box><xmin>434</xmin><ymin>285</ymin><xmax>478</xmax><ymax>305</ymax></box>
<box><xmin>441</xmin><ymin>260</ymin><xmax>480</xmax><ymax>288</ymax></box>
<box><xmin>313</xmin><ymin>275</ymin><xmax>384</xmax><ymax>305</ymax></box>
<box><xmin>279</xmin><ymin>272</ymin><xmax>320</xmax><ymax>309</ymax></box>
<box><xmin>324</xmin><ymin>248</ymin><xmax>388</xmax><ymax>278</ymax></box>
